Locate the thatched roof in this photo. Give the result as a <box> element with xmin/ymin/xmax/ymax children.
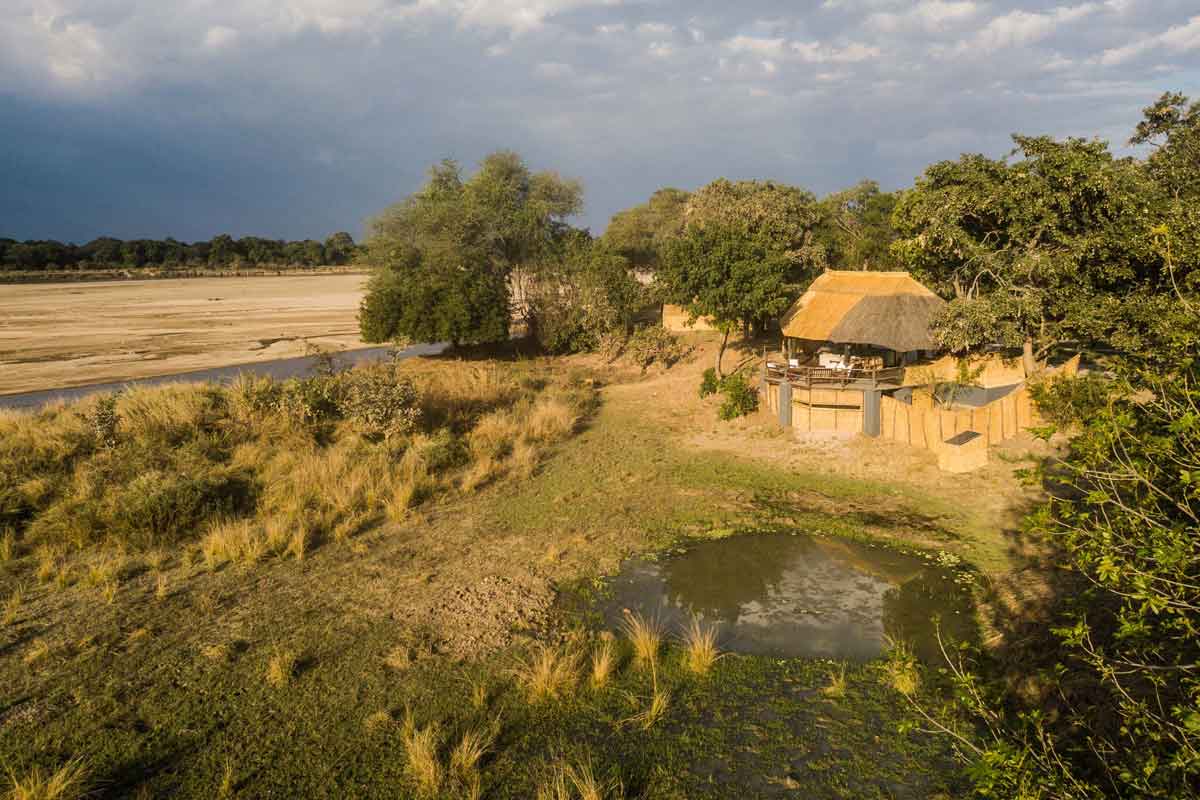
<box><xmin>781</xmin><ymin>271</ymin><xmax>946</xmax><ymax>352</ymax></box>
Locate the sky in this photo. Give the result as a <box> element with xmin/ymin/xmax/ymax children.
<box><xmin>2</xmin><ymin>1</ymin><xmax>1199</xmax><ymax>244</ymax></box>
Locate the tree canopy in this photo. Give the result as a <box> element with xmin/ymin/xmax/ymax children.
<box><xmin>601</xmin><ymin>187</ymin><xmax>689</xmax><ymax>272</ymax></box>
<box><xmin>359</xmin><ymin>151</ymin><xmax>583</xmax><ymax>346</ymax></box>
<box><xmin>891</xmin><ymin>134</ymin><xmax>1165</xmax><ymax>372</ymax></box>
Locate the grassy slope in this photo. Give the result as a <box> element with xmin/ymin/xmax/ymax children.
<box><xmin>0</xmin><ymin>343</ymin><xmax>1029</xmax><ymax>798</ymax></box>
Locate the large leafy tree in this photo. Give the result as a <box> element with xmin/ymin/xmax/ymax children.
<box><xmin>658</xmin><ymin>179</ymin><xmax>824</xmax><ymax>375</ymax></box>
<box><xmin>891</xmin><ymin>136</ymin><xmax>1160</xmax><ymax>374</ymax></box>
<box><xmin>814</xmin><ymin>180</ymin><xmax>902</xmax><ymax>269</ymax></box>
<box><xmin>660</xmin><ymin>224</ymin><xmax>794</xmax><ymax>376</ymax></box>
<box><xmin>601</xmin><ymin>187</ymin><xmax>690</xmax><ymax>272</ymax></box>
<box><xmin>359</xmin><ymin>151</ymin><xmax>582</xmax><ymax>346</ymax></box>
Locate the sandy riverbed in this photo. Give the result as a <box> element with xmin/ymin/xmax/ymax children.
<box><xmin>0</xmin><ymin>274</ymin><xmax>370</xmax><ymax>395</ymax></box>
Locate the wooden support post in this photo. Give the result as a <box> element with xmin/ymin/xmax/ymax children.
<box><xmin>778</xmin><ymin>381</ymin><xmax>792</xmax><ymax>428</ymax></box>
<box><xmin>863</xmin><ymin>389</ymin><xmax>881</xmax><ymax>437</ymax></box>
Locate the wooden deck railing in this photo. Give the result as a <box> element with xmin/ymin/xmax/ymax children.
<box><xmin>765</xmin><ymin>362</ymin><xmax>906</xmax><ymax>388</ymax></box>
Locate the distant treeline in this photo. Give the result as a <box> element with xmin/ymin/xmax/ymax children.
<box><xmin>0</xmin><ymin>231</ymin><xmax>362</xmax><ymax>272</ymax></box>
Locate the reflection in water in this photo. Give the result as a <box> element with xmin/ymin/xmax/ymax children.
<box><xmin>601</xmin><ymin>534</ymin><xmax>973</xmax><ymax>661</ymax></box>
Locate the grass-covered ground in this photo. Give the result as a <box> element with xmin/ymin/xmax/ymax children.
<box><xmin>0</xmin><ymin>334</ymin><xmax>1044</xmax><ymax>798</ymax></box>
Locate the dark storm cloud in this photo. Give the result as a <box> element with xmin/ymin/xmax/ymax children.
<box><xmin>2</xmin><ymin>0</ymin><xmax>1198</xmax><ymax>241</ymax></box>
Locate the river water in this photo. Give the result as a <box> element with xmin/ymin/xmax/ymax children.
<box><xmin>0</xmin><ymin>342</ymin><xmax>447</xmax><ymax>410</ymax></box>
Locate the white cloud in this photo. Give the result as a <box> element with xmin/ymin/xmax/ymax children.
<box><xmin>534</xmin><ymin>60</ymin><xmax>575</xmax><ymax>78</ymax></box>
<box><xmin>203</xmin><ymin>26</ymin><xmax>239</xmax><ymax>50</ymax></box>
<box><xmin>868</xmin><ymin>1</ymin><xmax>979</xmax><ymax>34</ymax></box>
<box><xmin>1100</xmin><ymin>14</ymin><xmax>1200</xmax><ymax>64</ymax></box>
<box><xmin>635</xmin><ymin>22</ymin><xmax>674</xmax><ymax>36</ymax></box>
<box><xmin>647</xmin><ymin>41</ymin><xmax>675</xmax><ymax>58</ymax></box>
<box><xmin>723</xmin><ymin>35</ymin><xmax>786</xmax><ymax>55</ymax></box>
<box><xmin>965</xmin><ymin>4</ymin><xmax>1099</xmax><ymax>53</ymax></box>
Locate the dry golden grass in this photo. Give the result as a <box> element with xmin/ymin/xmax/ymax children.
<box><xmin>523</xmin><ymin>398</ymin><xmax>576</xmax><ymax>444</ymax></box>
<box><xmin>883</xmin><ymin>638</ymin><xmax>921</xmax><ymax>696</ymax></box>
<box><xmin>364</xmin><ymin>710</ymin><xmax>392</xmax><ymax>733</ymax></box>
<box><xmin>590</xmin><ymin>638</ymin><xmax>618</xmax><ymax>690</ymax></box>
<box><xmin>201</xmin><ymin>643</ymin><xmax>232</xmax><ymax>662</ymax></box>
<box><xmin>459</xmin><ymin>455</ymin><xmax>503</xmax><ymax>493</ymax></box>
<box><xmin>117</xmin><ymin>384</ymin><xmax>212</xmax><ymax>446</ymax></box>
<box><xmin>400</xmin><ymin>711</ymin><xmax>443</xmax><ymax>796</ymax></box>
<box><xmin>823</xmin><ymin>665</ymin><xmax>848</xmax><ymax>699</ymax></box>
<box><xmin>680</xmin><ymin>616</ymin><xmax>722</xmax><ymax>676</ymax></box>
<box><xmin>536</xmin><ymin>755</ymin><xmax>625</xmax><ymax>800</ymax></box>
<box><xmin>620</xmin><ymin>611</ymin><xmax>662</xmax><ymax>667</ymax></box>
<box><xmin>2</xmin><ymin>586</ymin><xmax>23</xmax><ymax>626</ymax></box>
<box><xmin>218</xmin><ymin>760</ymin><xmax>235</xmax><ymax>798</ymax></box>
<box><xmin>265</xmin><ymin>647</ymin><xmax>298</xmax><ymax>688</ymax></box>
<box><xmin>23</xmin><ymin>638</ymin><xmax>50</xmax><ymax>667</ymax></box>
<box><xmin>626</xmin><ymin>683</ymin><xmax>670</xmax><ymax>731</ymax></box>
<box><xmin>34</xmin><ymin>545</ymin><xmax>61</xmax><ymax>585</ymax></box>
<box><xmin>4</xmin><ymin>757</ymin><xmax>90</xmax><ymax>800</ymax></box>
<box><xmin>508</xmin><ymin>439</ymin><xmax>540</xmax><ymax>480</ymax></box>
<box><xmin>449</xmin><ymin>722</ymin><xmax>497</xmax><ymax>783</ymax></box>
<box><xmin>468</xmin><ymin>410</ymin><xmax>519</xmax><ymax>460</ymax></box>
<box><xmin>0</xmin><ymin>529</ymin><xmax>15</xmax><ymax>563</ymax></box>
<box><xmin>200</xmin><ymin>518</ymin><xmax>267</xmax><ymax>568</ymax></box>
<box><xmin>154</xmin><ymin>573</ymin><xmax>169</xmax><ymax>602</ymax></box>
<box><xmin>514</xmin><ymin>642</ymin><xmax>580</xmax><ymax>702</ymax></box>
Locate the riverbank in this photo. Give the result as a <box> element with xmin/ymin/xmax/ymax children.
<box><xmin>0</xmin><ymin>335</ymin><xmax>1047</xmax><ymax>797</ymax></box>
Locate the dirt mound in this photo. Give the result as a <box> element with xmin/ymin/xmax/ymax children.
<box><xmin>424</xmin><ymin>574</ymin><xmax>556</xmax><ymax>660</ymax></box>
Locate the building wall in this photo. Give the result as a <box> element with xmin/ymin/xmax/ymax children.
<box><xmin>662</xmin><ymin>304</ymin><xmax>717</xmax><ymax>332</ymax></box>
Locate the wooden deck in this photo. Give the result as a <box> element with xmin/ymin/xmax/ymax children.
<box><xmin>765</xmin><ymin>361</ymin><xmax>907</xmax><ymax>389</ymax></box>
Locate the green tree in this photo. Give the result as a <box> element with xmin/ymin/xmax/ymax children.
<box><xmin>814</xmin><ymin>180</ymin><xmax>901</xmax><ymax>269</ymax></box>
<box><xmin>892</xmin><ymin>135</ymin><xmax>1160</xmax><ymax>374</ymax></box>
<box><xmin>660</xmin><ymin>223</ymin><xmax>793</xmax><ymax>376</ymax></box>
<box><xmin>526</xmin><ymin>234</ymin><xmax>642</xmax><ymax>354</ymax></box>
<box><xmin>601</xmin><ymin>187</ymin><xmax>690</xmax><ymax>272</ymax></box>
<box><xmin>359</xmin><ymin>152</ymin><xmax>582</xmax><ymax>346</ymax></box>
<box><xmin>323</xmin><ymin>231</ymin><xmax>356</xmax><ymax>264</ymax></box>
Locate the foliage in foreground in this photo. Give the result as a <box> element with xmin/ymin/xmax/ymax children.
<box><xmin>0</xmin><ymin>357</ymin><xmax>589</xmax><ymax>565</ymax></box>
<box><xmin>698</xmin><ymin>368</ymin><xmax>760</xmax><ymax>421</ymax></box>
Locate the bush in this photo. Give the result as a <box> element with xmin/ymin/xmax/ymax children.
<box><xmin>1027</xmin><ymin>373</ymin><xmax>1113</xmax><ymax>428</ymax></box>
<box><xmin>716</xmin><ymin>373</ymin><xmax>759</xmax><ymax>420</ymax></box>
<box><xmin>625</xmin><ymin>326</ymin><xmax>687</xmax><ymax>371</ymax></box>
<box><xmin>106</xmin><ymin>469</ymin><xmax>253</xmax><ymax>549</ymax></box>
<box><xmin>339</xmin><ymin>365</ymin><xmax>421</xmax><ymax>440</ymax></box>
<box><xmin>699</xmin><ymin>368</ymin><xmax>720</xmax><ymax>398</ymax></box>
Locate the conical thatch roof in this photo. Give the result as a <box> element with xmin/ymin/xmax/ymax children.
<box><xmin>781</xmin><ymin>271</ymin><xmax>946</xmax><ymax>352</ymax></box>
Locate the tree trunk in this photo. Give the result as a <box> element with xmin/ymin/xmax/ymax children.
<box><xmin>1022</xmin><ymin>338</ymin><xmax>1037</xmax><ymax>377</ymax></box>
<box><xmin>716</xmin><ymin>329</ymin><xmax>730</xmax><ymax>378</ymax></box>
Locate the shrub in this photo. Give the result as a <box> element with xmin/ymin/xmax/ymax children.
<box><xmin>698</xmin><ymin>368</ymin><xmax>720</xmax><ymax>398</ymax></box>
<box><xmin>420</xmin><ymin>430</ymin><xmax>469</xmax><ymax>474</ymax></box>
<box><xmin>339</xmin><ymin>366</ymin><xmax>421</xmax><ymax>440</ymax></box>
<box><xmin>717</xmin><ymin>373</ymin><xmax>759</xmax><ymax>420</ymax></box>
<box><xmin>1027</xmin><ymin>372</ymin><xmax>1113</xmax><ymax>428</ymax></box>
<box><xmin>106</xmin><ymin>469</ymin><xmax>253</xmax><ymax>549</ymax></box>
<box><xmin>83</xmin><ymin>392</ymin><xmax>120</xmax><ymax>449</ymax></box>
<box><xmin>624</xmin><ymin>326</ymin><xmax>687</xmax><ymax>371</ymax></box>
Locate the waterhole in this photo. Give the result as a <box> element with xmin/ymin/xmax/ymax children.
<box><xmin>601</xmin><ymin>533</ymin><xmax>975</xmax><ymax>661</ymax></box>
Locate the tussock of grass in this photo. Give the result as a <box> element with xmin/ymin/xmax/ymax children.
<box><xmin>625</xmin><ymin>683</ymin><xmax>670</xmax><ymax>731</ymax></box>
<box><xmin>590</xmin><ymin>638</ymin><xmax>618</xmax><ymax>689</ymax></box>
<box><xmin>514</xmin><ymin>642</ymin><xmax>580</xmax><ymax>701</ymax></box>
<box><xmin>823</xmin><ymin>664</ymin><xmax>848</xmax><ymax>698</ymax></box>
<box><xmin>2</xmin><ymin>586</ymin><xmax>24</xmax><ymax>626</ymax></box>
<box><xmin>265</xmin><ymin>647</ymin><xmax>298</xmax><ymax>688</ymax></box>
<box><xmin>537</xmin><ymin>754</ymin><xmax>625</xmax><ymax>800</ymax></box>
<box><xmin>0</xmin><ymin>528</ymin><xmax>15</xmax><ymax>563</ymax></box>
<box><xmin>400</xmin><ymin>711</ymin><xmax>443</xmax><ymax>796</ymax></box>
<box><xmin>364</xmin><ymin>710</ymin><xmax>392</xmax><ymax>733</ymax></box>
<box><xmin>154</xmin><ymin>573</ymin><xmax>169</xmax><ymax>601</ymax></box>
<box><xmin>23</xmin><ymin>638</ymin><xmax>50</xmax><ymax>666</ymax></box>
<box><xmin>524</xmin><ymin>398</ymin><xmax>576</xmax><ymax>444</ymax></box>
<box><xmin>680</xmin><ymin>616</ymin><xmax>722</xmax><ymax>675</ymax></box>
<box><xmin>883</xmin><ymin>638</ymin><xmax>921</xmax><ymax>696</ymax></box>
<box><xmin>449</xmin><ymin>722</ymin><xmax>497</xmax><ymax>781</ymax></box>
<box><xmin>4</xmin><ymin>757</ymin><xmax>90</xmax><ymax>800</ymax></box>
<box><xmin>620</xmin><ymin>610</ymin><xmax>662</xmax><ymax>667</ymax></box>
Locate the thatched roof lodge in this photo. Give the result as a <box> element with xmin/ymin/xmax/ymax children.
<box><xmin>780</xmin><ymin>270</ymin><xmax>946</xmax><ymax>356</ymax></box>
